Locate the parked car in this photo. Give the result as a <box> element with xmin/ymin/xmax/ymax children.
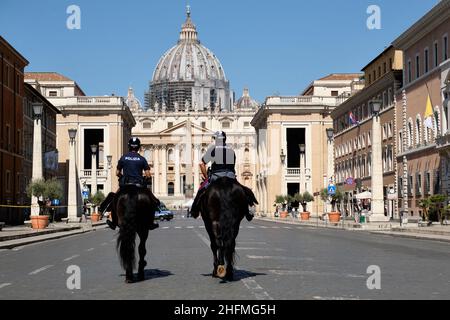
<box><xmin>155</xmin><ymin>203</ymin><xmax>174</xmax><ymax>221</ymax></box>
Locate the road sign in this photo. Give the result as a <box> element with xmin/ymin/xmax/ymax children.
<box><xmin>345</xmin><ymin>177</ymin><xmax>354</xmax><ymax>186</ymax></box>
<box><xmin>328</xmin><ymin>184</ymin><xmax>336</xmax><ymax>196</ymax></box>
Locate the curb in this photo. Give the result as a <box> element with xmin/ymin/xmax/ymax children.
<box><xmin>0</xmin><ymin>222</ymin><xmax>107</xmax><ymax>250</ymax></box>
<box><xmin>255</xmin><ymin>216</ymin><xmax>450</xmax><ymax>242</ymax></box>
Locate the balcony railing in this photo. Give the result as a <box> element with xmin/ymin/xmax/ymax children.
<box><xmin>436</xmin><ymin>133</ymin><xmax>450</xmax><ymax>149</ymax></box>
<box><xmin>265</xmin><ymin>95</ymin><xmax>343</xmax><ymax>107</ymax></box>
<box><xmin>48</xmin><ymin>96</ymin><xmax>126</xmax><ymax>108</ymax></box>
<box><xmin>80</xmin><ymin>169</ymin><xmax>108</xmax><ymax>179</ymax></box>
<box><xmin>286</xmin><ymin>168</ymin><xmax>301</xmax><ymax>175</ymax></box>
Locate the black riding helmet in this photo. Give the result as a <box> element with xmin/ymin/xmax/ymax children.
<box><xmin>128</xmin><ymin>137</ymin><xmax>141</xmax><ymax>151</ymax></box>
<box><xmin>213</xmin><ymin>131</ymin><xmax>227</xmax><ymax>143</ymax></box>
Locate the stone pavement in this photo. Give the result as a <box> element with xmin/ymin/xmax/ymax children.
<box><xmin>256</xmin><ymin>215</ymin><xmax>450</xmax><ymax>243</ymax></box>
<box><xmin>0</xmin><ymin>220</ymin><xmax>107</xmax><ymax>249</ymax></box>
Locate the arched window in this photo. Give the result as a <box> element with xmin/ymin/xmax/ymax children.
<box><xmin>443</xmin><ymin>98</ymin><xmax>449</xmax><ymax>134</ymax></box>
<box><xmin>415</xmin><ymin>116</ymin><xmax>421</xmax><ymax>146</ymax></box>
<box><xmin>408</xmin><ymin>119</ymin><xmax>413</xmax><ymax>148</ymax></box>
<box><xmin>434</xmin><ymin>109</ymin><xmax>440</xmax><ymax>138</ymax></box>
<box><xmin>168</xmin><ymin>182</ymin><xmax>174</xmax><ymax>196</ymax></box>
<box><xmin>143</xmin><ymin>121</ymin><xmax>152</xmax><ymax>130</ymax></box>
<box><xmin>168</xmin><ymin>148</ymin><xmax>174</xmax><ymax>163</ymax></box>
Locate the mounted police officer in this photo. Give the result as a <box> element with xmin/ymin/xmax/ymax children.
<box><xmin>190</xmin><ymin>131</ymin><xmax>255</xmax><ymax>221</ymax></box>
<box><xmin>104</xmin><ymin>137</ymin><xmax>159</xmax><ymax>231</ymax></box>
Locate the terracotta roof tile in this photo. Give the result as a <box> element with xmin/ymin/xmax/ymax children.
<box><xmin>25</xmin><ymin>72</ymin><xmax>73</xmax><ymax>82</ymax></box>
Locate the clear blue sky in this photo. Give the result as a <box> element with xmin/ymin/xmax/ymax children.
<box><xmin>0</xmin><ymin>0</ymin><xmax>439</xmax><ymax>104</ymax></box>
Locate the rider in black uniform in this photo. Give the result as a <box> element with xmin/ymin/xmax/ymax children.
<box><xmin>191</xmin><ymin>131</ymin><xmax>254</xmax><ymax>221</ymax></box>
<box><xmin>105</xmin><ymin>137</ymin><xmax>159</xmax><ymax>231</ymax></box>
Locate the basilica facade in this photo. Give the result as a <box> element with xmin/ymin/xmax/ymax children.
<box><xmin>131</xmin><ymin>8</ymin><xmax>258</xmax><ymax>206</ymax></box>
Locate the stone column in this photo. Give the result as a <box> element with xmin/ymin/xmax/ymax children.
<box><xmin>31</xmin><ymin>109</ymin><xmax>43</xmax><ymax>216</ymax></box>
<box><xmin>175</xmin><ymin>144</ymin><xmax>181</xmax><ymax>196</ymax></box>
<box><xmin>153</xmin><ymin>146</ymin><xmax>160</xmax><ymax>196</ymax></box>
<box><xmin>161</xmin><ymin>145</ymin><xmax>168</xmax><ymax>197</ymax></box>
<box><xmin>68</xmin><ymin>129</ymin><xmax>79</xmax><ymax>222</ymax></box>
<box><xmin>369</xmin><ymin>112</ymin><xmax>389</xmax><ymax>222</ymax></box>
<box><xmin>185</xmin><ymin>120</ymin><xmax>194</xmax><ymax>198</ymax></box>
<box><xmin>193</xmin><ymin>144</ymin><xmax>200</xmax><ymax>193</ymax></box>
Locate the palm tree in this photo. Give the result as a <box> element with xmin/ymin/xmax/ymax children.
<box><xmin>418</xmin><ymin>198</ymin><xmax>431</xmax><ymax>222</ymax></box>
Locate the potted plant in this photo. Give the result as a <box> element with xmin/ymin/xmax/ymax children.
<box><xmin>295</xmin><ymin>192</ymin><xmax>314</xmax><ymax>220</ymax></box>
<box><xmin>429</xmin><ymin>194</ymin><xmax>447</xmax><ymax>225</ymax></box>
<box><xmin>274</xmin><ymin>195</ymin><xmax>285</xmax><ymax>218</ymax></box>
<box><xmin>90</xmin><ymin>191</ymin><xmax>106</xmax><ymax>222</ymax></box>
<box><xmin>418</xmin><ymin>198</ymin><xmax>432</xmax><ymax>226</ymax></box>
<box><xmin>320</xmin><ymin>187</ymin><xmax>343</xmax><ymax>223</ymax></box>
<box><xmin>26</xmin><ymin>178</ymin><xmax>63</xmax><ymax>229</ymax></box>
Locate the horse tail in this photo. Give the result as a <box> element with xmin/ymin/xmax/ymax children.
<box><xmin>116</xmin><ymin>189</ymin><xmax>138</xmax><ymax>272</ymax></box>
<box><xmin>218</xmin><ymin>181</ymin><xmax>240</xmax><ymax>266</ymax></box>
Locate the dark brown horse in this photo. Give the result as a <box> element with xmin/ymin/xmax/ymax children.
<box><xmin>114</xmin><ymin>185</ymin><xmax>160</xmax><ymax>283</ymax></box>
<box><xmin>198</xmin><ymin>177</ymin><xmax>257</xmax><ymax>281</ymax></box>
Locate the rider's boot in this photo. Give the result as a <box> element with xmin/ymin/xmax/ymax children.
<box><xmin>107</xmin><ymin>219</ymin><xmax>117</xmax><ymax>230</ymax></box>
<box><xmin>149</xmin><ymin>222</ymin><xmax>159</xmax><ymax>230</ymax></box>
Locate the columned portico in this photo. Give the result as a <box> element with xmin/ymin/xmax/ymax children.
<box><xmin>174</xmin><ymin>144</ymin><xmax>182</xmax><ymax>196</ymax></box>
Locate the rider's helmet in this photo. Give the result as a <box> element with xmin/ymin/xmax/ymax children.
<box><xmin>213</xmin><ymin>131</ymin><xmax>227</xmax><ymax>143</ymax></box>
<box><xmin>128</xmin><ymin>137</ymin><xmax>141</xmax><ymax>151</ymax></box>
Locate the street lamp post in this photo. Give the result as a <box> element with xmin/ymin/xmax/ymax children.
<box><xmin>107</xmin><ymin>155</ymin><xmax>113</xmax><ymax>194</ymax></box>
<box><xmin>369</xmin><ymin>100</ymin><xmax>389</xmax><ymax>222</ymax></box>
<box><xmin>68</xmin><ymin>129</ymin><xmax>78</xmax><ymax>222</ymax></box>
<box><xmin>91</xmin><ymin>145</ymin><xmax>98</xmax><ymax>196</ymax></box>
<box><xmin>299</xmin><ymin>144</ymin><xmax>306</xmax><ymax>195</ymax></box>
<box><xmin>326</xmin><ymin>128</ymin><xmax>334</xmax><ymax>216</ymax></box>
<box><xmin>31</xmin><ymin>103</ymin><xmax>44</xmax><ymax>216</ymax></box>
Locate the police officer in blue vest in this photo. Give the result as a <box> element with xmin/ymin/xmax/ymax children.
<box><xmin>105</xmin><ymin>137</ymin><xmax>159</xmax><ymax>231</ymax></box>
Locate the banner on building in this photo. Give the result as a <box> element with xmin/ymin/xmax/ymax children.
<box><xmin>44</xmin><ymin>151</ymin><xmax>59</xmax><ymax>171</ymax></box>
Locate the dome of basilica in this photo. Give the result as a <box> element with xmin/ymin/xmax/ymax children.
<box><xmin>151</xmin><ymin>7</ymin><xmax>227</xmax><ymax>83</ymax></box>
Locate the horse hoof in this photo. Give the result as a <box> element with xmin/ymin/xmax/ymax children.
<box><xmin>125</xmin><ymin>278</ymin><xmax>134</xmax><ymax>284</ymax></box>
<box><xmin>217</xmin><ymin>265</ymin><xmax>226</xmax><ymax>278</ymax></box>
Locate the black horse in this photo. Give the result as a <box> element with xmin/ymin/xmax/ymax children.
<box><xmin>114</xmin><ymin>185</ymin><xmax>160</xmax><ymax>283</ymax></box>
<box><xmin>198</xmin><ymin>177</ymin><xmax>257</xmax><ymax>281</ymax></box>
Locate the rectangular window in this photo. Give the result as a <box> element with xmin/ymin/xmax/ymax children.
<box><xmin>408</xmin><ymin>60</ymin><xmax>412</xmax><ymax>83</ymax></box>
<box><xmin>48</xmin><ymin>91</ymin><xmax>58</xmax><ymax>97</ymax></box>
<box><xmin>222</xmin><ymin>121</ymin><xmax>230</xmax><ymax>129</ymax></box>
<box><xmin>6</xmin><ymin>124</ymin><xmax>11</xmax><ymax>150</ymax></box>
<box><xmin>383</xmin><ymin>62</ymin><xmax>387</xmax><ymax>74</ymax></box>
<box><xmin>434</xmin><ymin>42</ymin><xmax>439</xmax><ymax>67</ymax></box>
<box><xmin>373</xmin><ymin>70</ymin><xmax>376</xmax><ymax>81</ymax></box>
<box><xmin>424</xmin><ymin>49</ymin><xmax>429</xmax><ymax>73</ymax></box>
<box><xmin>389</xmin><ymin>58</ymin><xmax>392</xmax><ymax>71</ymax></box>
<box><xmin>425</xmin><ymin>172</ymin><xmax>431</xmax><ymax>195</ymax></box>
<box><xmin>5</xmin><ymin>65</ymin><xmax>9</xmax><ymax>87</ymax></box>
<box><xmin>368</xmin><ymin>74</ymin><xmax>372</xmax><ymax>84</ymax></box>
<box><xmin>168</xmin><ymin>122</ymin><xmax>173</xmax><ymax>128</ymax></box>
<box><xmin>416</xmin><ymin>55</ymin><xmax>420</xmax><ymax>79</ymax></box>
<box><xmin>331</xmin><ymin>91</ymin><xmax>339</xmax><ymax>97</ymax></box>
<box><xmin>378</xmin><ymin>66</ymin><xmax>381</xmax><ymax>77</ymax></box>
<box><xmin>244</xmin><ymin>122</ymin><xmax>250</xmax><ymax>128</ymax></box>
<box><xmin>444</xmin><ymin>36</ymin><xmax>448</xmax><ymax>61</ymax></box>
<box><xmin>408</xmin><ymin>175</ymin><xmax>413</xmax><ymax>196</ymax></box>
<box><xmin>201</xmin><ymin>122</ymin><xmax>206</xmax><ymax>128</ymax></box>
<box><xmin>5</xmin><ymin>171</ymin><xmax>11</xmax><ymax>193</ymax></box>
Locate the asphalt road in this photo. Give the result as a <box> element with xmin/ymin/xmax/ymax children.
<box><xmin>1</xmin><ymin>213</ymin><xmax>450</xmax><ymax>300</ymax></box>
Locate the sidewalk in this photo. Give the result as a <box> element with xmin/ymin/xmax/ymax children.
<box><xmin>255</xmin><ymin>215</ymin><xmax>450</xmax><ymax>243</ymax></box>
<box><xmin>0</xmin><ymin>220</ymin><xmax>107</xmax><ymax>250</ymax></box>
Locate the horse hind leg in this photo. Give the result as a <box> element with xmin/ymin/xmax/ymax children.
<box><xmin>137</xmin><ymin>229</ymin><xmax>148</xmax><ymax>282</ymax></box>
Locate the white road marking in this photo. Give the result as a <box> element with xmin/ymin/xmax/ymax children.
<box><xmin>186</xmin><ymin>226</ymin><xmax>194</xmax><ymax>229</ymax></box>
<box><xmin>175</xmin><ymin>227</ymin><xmax>182</xmax><ymax>229</ymax></box>
<box><xmin>110</xmin><ymin>240</ymin><xmax>115</xmax><ymax>243</ymax></box>
<box><xmin>194</xmin><ymin>230</ymin><xmax>273</xmax><ymax>300</ymax></box>
<box><xmin>268</xmin><ymin>269</ymin><xmax>365</xmax><ymax>278</ymax></box>
<box><xmin>313</xmin><ymin>296</ymin><xmax>362</xmax><ymax>300</ymax></box>
<box><xmin>238</xmin><ymin>242</ymin><xmax>267</xmax><ymax>245</ymax></box>
<box><xmin>247</xmin><ymin>255</ymin><xmax>313</xmax><ymax>261</ymax></box>
<box><xmin>86</xmin><ymin>248</ymin><xmax>95</xmax><ymax>252</ymax></box>
<box><xmin>283</xmin><ymin>227</ymin><xmax>292</xmax><ymax>229</ymax></box>
<box><xmin>101</xmin><ymin>242</ymin><xmax>108</xmax><ymax>246</ymax></box>
<box><xmin>162</xmin><ymin>227</ymin><xmax>170</xmax><ymax>229</ymax></box>
<box><xmin>198</xmin><ymin>226</ymin><xmax>205</xmax><ymax>229</ymax></box>
<box><xmin>259</xmin><ymin>226</ymin><xmax>268</xmax><ymax>229</ymax></box>
<box><xmin>236</xmin><ymin>247</ymin><xmax>286</xmax><ymax>252</ymax></box>
<box><xmin>63</xmin><ymin>255</ymin><xmax>80</xmax><ymax>262</ymax></box>
<box><xmin>271</xmin><ymin>226</ymin><xmax>279</xmax><ymax>229</ymax></box>
<box><xmin>247</xmin><ymin>226</ymin><xmax>256</xmax><ymax>229</ymax></box>
<box><xmin>29</xmin><ymin>265</ymin><xmax>54</xmax><ymax>275</ymax></box>
<box><xmin>0</xmin><ymin>283</ymin><xmax>12</xmax><ymax>289</ymax></box>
